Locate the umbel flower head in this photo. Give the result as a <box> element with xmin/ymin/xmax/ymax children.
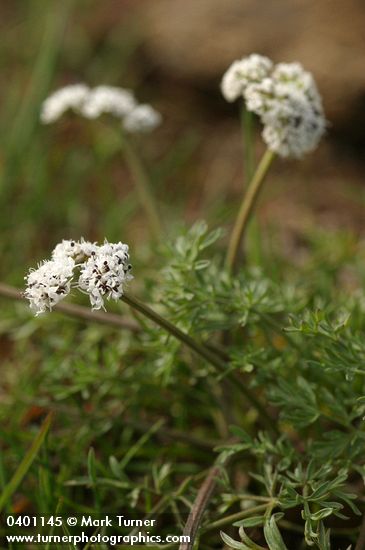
<box><xmin>40</xmin><ymin>84</ymin><xmax>90</xmax><ymax>124</ymax></box>
<box><xmin>221</xmin><ymin>54</ymin><xmax>273</xmax><ymax>103</ymax></box>
<box><xmin>78</xmin><ymin>242</ymin><xmax>131</xmax><ymax>310</ymax></box>
<box><xmin>24</xmin><ymin>239</ymin><xmax>132</xmax><ymax>315</ymax></box>
<box><xmin>221</xmin><ymin>54</ymin><xmax>326</xmax><ymax>158</ymax></box>
<box><xmin>52</xmin><ymin>238</ymin><xmax>98</xmax><ymax>262</ymax></box>
<box><xmin>40</xmin><ymin>84</ymin><xmax>161</xmax><ymax>133</ymax></box>
<box><xmin>24</xmin><ymin>257</ymin><xmax>75</xmax><ymax>315</ymax></box>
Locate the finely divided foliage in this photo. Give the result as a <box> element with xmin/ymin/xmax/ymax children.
<box><xmin>11</xmin><ymin>54</ymin><xmax>365</xmax><ymax>549</ymax></box>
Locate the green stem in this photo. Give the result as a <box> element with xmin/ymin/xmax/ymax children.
<box><xmin>203</xmin><ymin>502</ymin><xmax>273</xmax><ymax>532</ymax></box>
<box><xmin>355</xmin><ymin>513</ymin><xmax>365</xmax><ymax>550</ymax></box>
<box><xmin>226</xmin><ymin>148</ymin><xmax>275</xmax><ymax>272</ymax></box>
<box><xmin>122</xmin><ymin>293</ymin><xmax>224</xmax><ymax>370</ymax></box>
<box><xmin>121</xmin><ymin>293</ymin><xmax>277</xmax><ymax>434</ymax></box>
<box><xmin>120</xmin><ymin>134</ymin><xmax>163</xmax><ymax>240</ymax></box>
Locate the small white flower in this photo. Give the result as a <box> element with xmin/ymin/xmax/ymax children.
<box><xmin>78</xmin><ymin>241</ymin><xmax>132</xmax><ymax>310</ymax></box>
<box><xmin>41</xmin><ymin>84</ymin><xmax>161</xmax><ymax>134</ymax></box>
<box><xmin>246</xmin><ymin>63</ymin><xmax>326</xmax><ymax>158</ymax></box>
<box><xmin>25</xmin><ymin>239</ymin><xmax>133</xmax><ymax>315</ymax></box>
<box><xmin>123</xmin><ymin>104</ymin><xmax>162</xmax><ymax>133</ymax></box>
<box><xmin>244</xmin><ymin>77</ymin><xmax>276</xmax><ymax>117</ymax></box>
<box><xmin>52</xmin><ymin>238</ymin><xmax>97</xmax><ymax>262</ymax></box>
<box><xmin>24</xmin><ymin>257</ymin><xmax>75</xmax><ymax>315</ymax></box>
<box><xmin>260</xmin><ymin>92</ymin><xmax>326</xmax><ymax>158</ymax></box>
<box><xmin>222</xmin><ymin>54</ymin><xmax>326</xmax><ymax>158</ymax></box>
<box><xmin>221</xmin><ymin>54</ymin><xmax>273</xmax><ymax>102</ymax></box>
<box><xmin>80</xmin><ymin>85</ymin><xmax>136</xmax><ymax>119</ymax></box>
<box><xmin>272</xmin><ymin>63</ymin><xmax>324</xmax><ymax>118</ymax></box>
<box><xmin>40</xmin><ymin>84</ymin><xmax>90</xmax><ymax>124</ymax></box>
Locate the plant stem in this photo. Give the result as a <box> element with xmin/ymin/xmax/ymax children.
<box><xmin>203</xmin><ymin>502</ymin><xmax>273</xmax><ymax>532</ymax></box>
<box><xmin>123</xmin><ymin>418</ymin><xmax>221</xmax><ymax>451</ymax></box>
<box><xmin>0</xmin><ymin>282</ymin><xmax>139</xmax><ymax>332</ymax></box>
<box><xmin>0</xmin><ymin>281</ymin><xmax>277</xmax><ymax>433</ymax></box>
<box><xmin>355</xmin><ymin>512</ymin><xmax>365</xmax><ymax>550</ymax></box>
<box><xmin>226</xmin><ymin>148</ymin><xmax>275</xmax><ymax>272</ymax></box>
<box><xmin>179</xmin><ymin>463</ymin><xmax>226</xmax><ymax>550</ymax></box>
<box><xmin>122</xmin><ymin>293</ymin><xmax>225</xmax><ymax>369</ymax></box>
<box><xmin>121</xmin><ymin>293</ymin><xmax>278</xmax><ymax>434</ymax></box>
<box><xmin>0</xmin><ymin>279</ymin><xmax>276</xmax><ymax>432</ymax></box>
<box><xmin>119</xmin><ymin>133</ymin><xmax>163</xmax><ymax>240</ymax></box>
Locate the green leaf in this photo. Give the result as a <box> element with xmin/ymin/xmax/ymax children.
<box><xmin>238</xmin><ymin>526</ymin><xmax>267</xmax><ymax>550</ymax></box>
<box><xmin>87</xmin><ymin>447</ymin><xmax>97</xmax><ymax>485</ymax></box>
<box><xmin>0</xmin><ymin>413</ymin><xmax>52</xmax><ymax>513</ymax></box>
<box><xmin>118</xmin><ymin>419</ymin><xmax>164</xmax><ymax>471</ymax></box>
<box><xmin>230</xmin><ymin>426</ymin><xmax>253</xmax><ymax>444</ymax></box>
<box><xmin>194</xmin><ymin>259</ymin><xmax>211</xmax><ymax>271</ymax></box>
<box><xmin>263</xmin><ymin>516</ymin><xmax>289</xmax><ymax>550</ymax></box>
<box><xmin>310</xmin><ymin>508</ymin><xmax>333</xmax><ymax>521</ymax></box>
<box><xmin>109</xmin><ymin>456</ymin><xmax>121</xmax><ymax>479</ymax></box>
<box><xmin>234</xmin><ymin>515</ymin><xmax>265</xmax><ymax>528</ymax></box>
<box><xmin>202</xmin><ymin>226</ymin><xmax>223</xmax><ymax>248</ymax></box>
<box><xmin>309</xmin><ymin>477</ymin><xmax>344</xmax><ymax>501</ymax></box>
<box><xmin>317</xmin><ymin>521</ymin><xmax>331</xmax><ymax>550</ymax></box>
<box><xmin>220</xmin><ymin>531</ymin><xmax>252</xmax><ymax>550</ymax></box>
<box><xmin>332</xmin><ymin>490</ymin><xmax>361</xmax><ymax>515</ymax></box>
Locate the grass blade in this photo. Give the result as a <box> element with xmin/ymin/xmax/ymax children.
<box><xmin>0</xmin><ymin>413</ymin><xmax>53</xmax><ymax>513</ymax></box>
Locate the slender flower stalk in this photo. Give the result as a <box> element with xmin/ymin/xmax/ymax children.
<box><xmin>222</xmin><ymin>55</ymin><xmax>325</xmax><ymax>271</ymax></box>
<box><xmin>41</xmin><ymin>84</ymin><xmax>163</xmax><ymax>239</ymax></box>
<box><xmin>23</xmin><ymin>239</ymin><xmax>277</xmax><ymax>433</ymax></box>
<box><xmin>119</xmin><ymin>133</ymin><xmax>163</xmax><ymax>240</ymax></box>
<box><xmin>121</xmin><ymin>293</ymin><xmax>277</xmax><ymax>434</ymax></box>
<box><xmin>225</xmin><ymin>148</ymin><xmax>275</xmax><ymax>272</ymax></box>
<box><xmin>121</xmin><ymin>293</ymin><xmax>224</xmax><ymax>369</ymax></box>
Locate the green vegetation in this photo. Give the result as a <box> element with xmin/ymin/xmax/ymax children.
<box><xmin>1</xmin><ymin>3</ymin><xmax>365</xmax><ymax>549</ymax></box>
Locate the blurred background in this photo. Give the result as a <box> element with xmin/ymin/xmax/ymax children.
<box><xmin>0</xmin><ymin>0</ymin><xmax>365</xmax><ymax>280</ymax></box>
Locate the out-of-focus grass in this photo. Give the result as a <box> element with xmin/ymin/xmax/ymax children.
<box><xmin>0</xmin><ymin>1</ymin><xmax>200</xmax><ymax>284</ymax></box>
<box><xmin>0</xmin><ymin>6</ymin><xmax>205</xmax><ymax>541</ymax></box>
<box><xmin>1</xmin><ymin>2</ymin><xmax>72</xmax><ymax>274</ymax></box>
<box><xmin>0</xmin><ymin>413</ymin><xmax>52</xmax><ymax>514</ymax></box>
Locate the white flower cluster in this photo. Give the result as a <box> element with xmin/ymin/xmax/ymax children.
<box><xmin>40</xmin><ymin>84</ymin><xmax>90</xmax><ymax>125</ymax></box>
<box><xmin>40</xmin><ymin>84</ymin><xmax>161</xmax><ymax>133</ymax></box>
<box><xmin>24</xmin><ymin>257</ymin><xmax>75</xmax><ymax>315</ymax></box>
<box><xmin>221</xmin><ymin>54</ymin><xmax>273</xmax><ymax>103</ymax></box>
<box><xmin>80</xmin><ymin>85</ymin><xmax>136</xmax><ymax>119</ymax></box>
<box><xmin>52</xmin><ymin>238</ymin><xmax>97</xmax><ymax>262</ymax></box>
<box><xmin>24</xmin><ymin>239</ymin><xmax>132</xmax><ymax>315</ymax></box>
<box><xmin>78</xmin><ymin>242</ymin><xmax>131</xmax><ymax>310</ymax></box>
<box><xmin>221</xmin><ymin>54</ymin><xmax>326</xmax><ymax>158</ymax></box>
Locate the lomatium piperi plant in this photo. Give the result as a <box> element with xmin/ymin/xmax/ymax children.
<box><xmin>221</xmin><ymin>54</ymin><xmax>326</xmax><ymax>270</ymax></box>
<box><xmin>41</xmin><ymin>83</ymin><xmax>163</xmax><ymax>239</ymax></box>
<box><xmin>5</xmin><ymin>55</ymin><xmax>365</xmax><ymax>549</ymax></box>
